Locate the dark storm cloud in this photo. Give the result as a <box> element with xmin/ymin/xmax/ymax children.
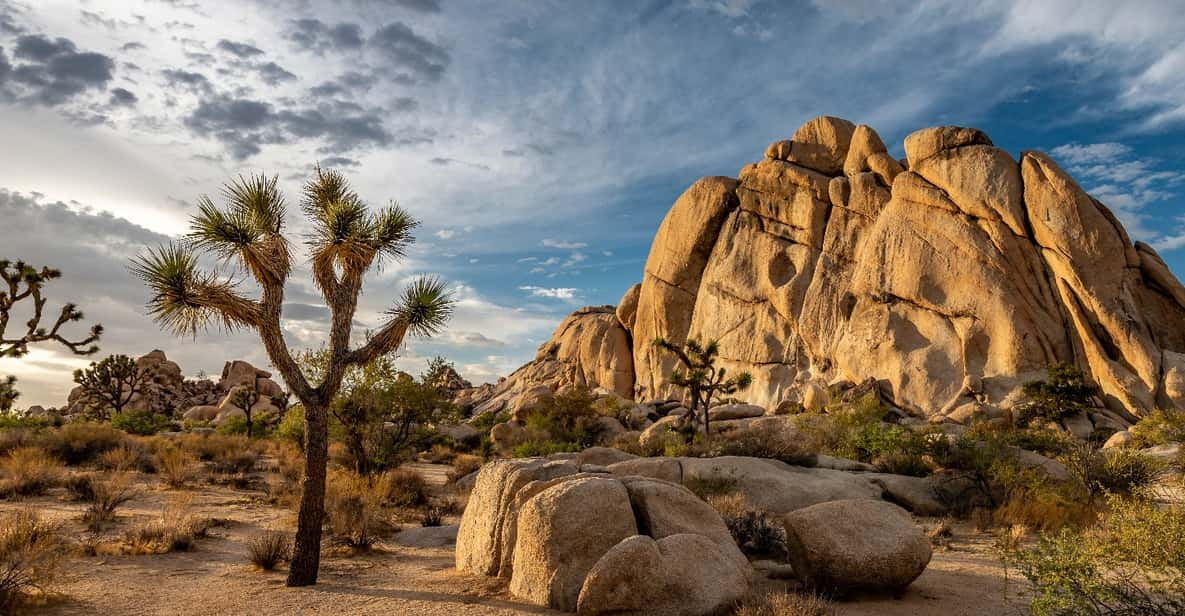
<box><xmin>4</xmin><ymin>34</ymin><xmax>114</xmax><ymax>106</ymax></box>
<box><xmin>215</xmin><ymin>39</ymin><xmax>264</xmax><ymax>59</ymax></box>
<box><xmin>161</xmin><ymin>68</ymin><xmax>210</xmax><ymax>90</ymax></box>
<box><xmin>256</xmin><ymin>61</ymin><xmax>296</xmax><ymax>85</ymax></box>
<box><xmin>391</xmin><ymin>0</ymin><xmax>443</xmax><ymax>13</ymax></box>
<box><xmin>119</xmin><ymin>42</ymin><xmax>146</xmax><ymax>52</ymax></box>
<box><xmin>285</xmin><ymin>18</ymin><xmax>363</xmax><ymax>54</ymax></box>
<box><xmin>319</xmin><ymin>156</ymin><xmax>360</xmax><ymax>168</ymax></box>
<box><xmin>184</xmin><ymin>94</ymin><xmax>397</xmax><ymax>160</ymax></box>
<box><xmin>369</xmin><ymin>22</ymin><xmax>449</xmax><ymax>83</ymax></box>
<box><xmin>109</xmin><ymin>87</ymin><xmax>137</xmax><ymax>106</ymax></box>
<box><xmin>0</xmin><ymin>47</ymin><xmax>10</xmax><ymax>84</ymax></box>
<box><xmin>308</xmin><ymin>71</ymin><xmax>376</xmax><ymax>97</ymax></box>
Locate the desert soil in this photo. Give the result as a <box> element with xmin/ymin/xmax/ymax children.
<box><xmin>4</xmin><ymin>464</ymin><xmax>1029</xmax><ymax>616</ymax></box>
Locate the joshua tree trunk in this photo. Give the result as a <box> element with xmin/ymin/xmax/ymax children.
<box><xmin>288</xmin><ymin>398</ymin><xmax>329</xmax><ymax>586</ymax></box>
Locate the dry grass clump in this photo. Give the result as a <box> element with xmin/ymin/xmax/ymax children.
<box><xmin>155</xmin><ymin>446</ymin><xmax>198</xmax><ymax>488</ymax></box>
<box><xmin>447</xmin><ymin>454</ymin><xmax>482</xmax><ymax>483</ymax></box>
<box><xmin>711</xmin><ymin>426</ymin><xmax>818</xmax><ymax>467</ymax></box>
<box><xmin>733</xmin><ymin>591</ymin><xmax>837</xmax><ymax>616</ymax></box>
<box><xmin>96</xmin><ymin>445</ymin><xmax>144</xmax><ymax>472</ymax></box>
<box><xmin>124</xmin><ymin>494</ymin><xmax>209</xmax><ymax>554</ymax></box>
<box><xmin>325</xmin><ymin>469</ymin><xmax>395</xmax><ymax>549</ymax></box>
<box><xmin>36</xmin><ymin>423</ymin><xmax>127</xmax><ymax>466</ymax></box>
<box><xmin>384</xmin><ymin>467</ymin><xmax>428</xmax><ymax>507</ymax></box>
<box><xmin>707</xmin><ymin>492</ymin><xmax>786</xmax><ymax>558</ymax></box>
<box><xmin>422</xmin><ymin>443</ymin><xmax>456</xmax><ymax>464</ymax></box>
<box><xmin>0</xmin><ymin>447</ymin><xmax>64</xmax><ymax>497</ymax></box>
<box><xmin>247</xmin><ymin>529</ymin><xmax>291</xmax><ymax>571</ymax></box>
<box><xmin>81</xmin><ymin>472</ymin><xmax>137</xmax><ymax>532</ymax></box>
<box><xmin>265</xmin><ymin>442</ymin><xmax>304</xmax><ymax>506</ymax></box>
<box><xmin>0</xmin><ymin>428</ymin><xmax>35</xmax><ymax>457</ymax></box>
<box><xmin>63</xmin><ymin>473</ymin><xmax>97</xmax><ymax>501</ymax></box>
<box><xmin>0</xmin><ymin>510</ymin><xmax>64</xmax><ymax>613</ymax></box>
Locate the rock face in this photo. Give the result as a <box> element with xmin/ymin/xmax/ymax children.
<box><xmin>783</xmin><ymin>499</ymin><xmax>931</xmax><ymax>594</ymax></box>
<box><xmin>495</xmin><ymin>117</ymin><xmax>1185</xmax><ymax>425</ymax></box>
<box><xmin>457</xmin><ymin>460</ymin><xmax>752</xmax><ymax>614</ymax></box>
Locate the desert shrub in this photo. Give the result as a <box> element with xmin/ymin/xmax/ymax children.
<box><xmin>156</xmin><ymin>446</ymin><xmax>198</xmax><ymax>488</ymax></box>
<box><xmin>1012</xmin><ymin>497</ymin><xmax>1185</xmax><ymax>615</ymax></box>
<box><xmin>1016</xmin><ymin>363</ymin><xmax>1098</xmax><ymax>427</ymax></box>
<box><xmin>325</xmin><ymin>469</ymin><xmax>393</xmax><ymax>549</ymax></box>
<box><xmin>124</xmin><ymin>494</ymin><xmax>208</xmax><ymax>554</ymax></box>
<box><xmin>709</xmin><ymin>427</ymin><xmax>817</xmax><ymax>467</ymax></box>
<box><xmin>63</xmin><ymin>473</ymin><xmax>97</xmax><ymax>501</ymax></box>
<box><xmin>993</xmin><ymin>478</ymin><xmax>1095</xmax><ymax>532</ymax></box>
<box><xmin>36</xmin><ymin>423</ymin><xmax>127</xmax><ymax>466</ymax></box>
<box><xmin>82</xmin><ymin>472</ymin><xmax>137</xmax><ymax>532</ymax></box>
<box><xmin>178</xmin><ymin>433</ymin><xmax>260</xmax><ymax>476</ymax></box>
<box><xmin>707</xmin><ymin>492</ymin><xmax>786</xmax><ymax>558</ymax></box>
<box><xmin>447</xmin><ymin>454</ymin><xmax>482</xmax><ymax>484</ymax></box>
<box><xmin>0</xmin><ymin>510</ymin><xmax>64</xmax><ymax>613</ymax></box>
<box><xmin>96</xmin><ymin>445</ymin><xmax>144</xmax><ymax>472</ymax></box>
<box><xmin>420</xmin><ymin>505</ymin><xmax>445</xmax><ymax>527</ymax></box>
<box><xmin>274</xmin><ymin>406</ymin><xmax>304</xmax><ymax>446</ymax></box>
<box><xmin>470</xmin><ymin>409</ymin><xmax>509</xmax><ymax>433</ymax></box>
<box><xmin>216</xmin><ymin>415</ymin><xmax>272</xmax><ymax>438</ymax></box>
<box><xmin>384</xmin><ymin>467</ymin><xmax>429</xmax><ymax>507</ymax></box>
<box><xmin>1062</xmin><ymin>443</ymin><xmax>1166</xmax><ymax>497</ymax></box>
<box><xmin>1130</xmin><ymin>407</ymin><xmax>1185</xmax><ymax>448</ymax></box>
<box><xmin>422</xmin><ymin>443</ymin><xmax>456</xmax><ymax>464</ymax></box>
<box><xmin>247</xmin><ymin>530</ymin><xmax>291</xmax><ymax>571</ymax></box>
<box><xmin>521</xmin><ymin>387</ymin><xmax>605</xmax><ymax>450</ymax></box>
<box><xmin>111</xmin><ymin>410</ymin><xmax>172</xmax><ymax>436</ymax></box>
<box><xmin>511</xmin><ymin>439</ymin><xmax>580</xmax><ymax>457</ymax></box>
<box><xmin>0</xmin><ymin>447</ymin><xmax>64</xmax><ymax>497</ymax></box>
<box><xmin>0</xmin><ymin>428</ymin><xmax>35</xmax><ymax>457</ymax></box>
<box><xmin>732</xmin><ymin>590</ymin><xmax>836</xmax><ymax>616</ymax></box>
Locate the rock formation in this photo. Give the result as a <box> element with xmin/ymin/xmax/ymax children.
<box><xmin>487</xmin><ymin>117</ymin><xmax>1185</xmax><ymax>429</ymax></box>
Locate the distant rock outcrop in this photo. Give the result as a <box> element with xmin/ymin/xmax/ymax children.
<box><xmin>487</xmin><ymin>116</ymin><xmax>1185</xmax><ymax>429</ymax></box>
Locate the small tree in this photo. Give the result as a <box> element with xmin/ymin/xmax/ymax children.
<box><xmin>229</xmin><ymin>385</ymin><xmax>261</xmax><ymax>438</ymax></box>
<box><xmin>1</xmin><ymin>260</ymin><xmax>103</xmax><ymax>410</ymax></box>
<box><xmin>422</xmin><ymin>355</ymin><xmax>457</xmax><ymax>392</ymax></box>
<box><xmin>296</xmin><ymin>348</ymin><xmax>458</xmax><ymax>474</ymax></box>
<box><xmin>1018</xmin><ymin>363</ymin><xmax>1099</xmax><ymax>427</ymax></box>
<box><xmin>654</xmin><ymin>337</ymin><xmax>752</xmax><ymax>437</ymax></box>
<box><xmin>131</xmin><ymin>171</ymin><xmax>453</xmax><ymax>586</ymax></box>
<box><xmin>73</xmin><ymin>354</ymin><xmax>148</xmax><ymax>420</ymax></box>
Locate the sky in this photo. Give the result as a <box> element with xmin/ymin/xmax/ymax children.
<box><xmin>2</xmin><ymin>0</ymin><xmax>1185</xmax><ymax>408</ymax></box>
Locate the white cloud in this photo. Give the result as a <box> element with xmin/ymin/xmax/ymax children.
<box><xmin>519</xmin><ymin>286</ymin><xmax>581</xmax><ymax>301</ymax></box>
<box><xmin>541</xmin><ymin>238</ymin><xmax>587</xmax><ymax>249</ymax></box>
<box><xmin>435</xmin><ymin>229</ymin><xmax>457</xmax><ymax>239</ymax></box>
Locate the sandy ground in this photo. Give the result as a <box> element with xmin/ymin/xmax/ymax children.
<box><xmin>3</xmin><ymin>464</ymin><xmax>1033</xmax><ymax>616</ymax></box>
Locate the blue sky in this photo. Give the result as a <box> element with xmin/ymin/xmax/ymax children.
<box><xmin>2</xmin><ymin>0</ymin><xmax>1185</xmax><ymax>406</ymax></box>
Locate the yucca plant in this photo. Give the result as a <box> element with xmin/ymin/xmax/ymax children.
<box><xmin>131</xmin><ymin>170</ymin><xmax>454</xmax><ymax>586</ymax></box>
<box><xmin>653</xmin><ymin>337</ymin><xmax>752</xmax><ymax>437</ymax></box>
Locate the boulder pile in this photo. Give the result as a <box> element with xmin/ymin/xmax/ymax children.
<box><xmin>470</xmin><ymin>117</ymin><xmax>1185</xmax><ymax>432</ymax></box>
<box><xmin>457</xmin><ymin>454</ymin><xmax>939</xmax><ymax>613</ymax></box>
<box><xmin>457</xmin><ymin>458</ymin><xmax>752</xmax><ymax>614</ymax></box>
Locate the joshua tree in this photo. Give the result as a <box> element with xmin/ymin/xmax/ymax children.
<box><xmin>1</xmin><ymin>260</ymin><xmax>102</xmax><ymax>358</ymax></box>
<box><xmin>0</xmin><ymin>376</ymin><xmax>17</xmax><ymax>412</ymax></box>
<box><xmin>131</xmin><ymin>171</ymin><xmax>453</xmax><ymax>586</ymax></box>
<box><xmin>654</xmin><ymin>337</ymin><xmax>752</xmax><ymax>437</ymax></box>
<box><xmin>229</xmin><ymin>385</ymin><xmax>261</xmax><ymax>438</ymax></box>
<box><xmin>73</xmin><ymin>354</ymin><xmax>148</xmax><ymax>420</ymax></box>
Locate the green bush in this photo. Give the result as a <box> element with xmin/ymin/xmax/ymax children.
<box><xmin>1012</xmin><ymin>496</ymin><xmax>1185</xmax><ymax>615</ymax></box>
<box><xmin>35</xmin><ymin>423</ymin><xmax>128</xmax><ymax>465</ymax></box>
<box><xmin>511</xmin><ymin>439</ymin><xmax>580</xmax><ymax>458</ymax></box>
<box><xmin>1062</xmin><ymin>444</ymin><xmax>1166</xmax><ymax>497</ymax></box>
<box><xmin>521</xmin><ymin>387</ymin><xmax>604</xmax><ymax>449</ymax></box>
<box><xmin>1130</xmin><ymin>408</ymin><xmax>1185</xmax><ymax>448</ymax></box>
<box><xmin>111</xmin><ymin>410</ymin><xmax>173</xmax><ymax>436</ymax></box>
<box><xmin>217</xmin><ymin>415</ymin><xmax>272</xmax><ymax>438</ymax></box>
<box><xmin>1017</xmin><ymin>363</ymin><xmax>1098</xmax><ymax>427</ymax></box>
<box><xmin>274</xmin><ymin>406</ymin><xmax>304</xmax><ymax>445</ymax></box>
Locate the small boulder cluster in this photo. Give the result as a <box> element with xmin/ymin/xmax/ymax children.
<box><xmin>456</xmin><ymin>454</ymin><xmax>933</xmax><ymax>615</ymax></box>
<box><xmin>180</xmin><ymin>360</ymin><xmax>286</xmax><ymax>427</ymax></box>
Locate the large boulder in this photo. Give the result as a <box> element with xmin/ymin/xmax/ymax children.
<box><xmin>576</xmin><ymin>534</ymin><xmax>750</xmax><ymax>616</ymax></box>
<box><xmin>783</xmin><ymin>499</ymin><xmax>931</xmax><ymax>594</ymax></box>
<box><xmin>508</xmin><ymin>477</ymin><xmax>639</xmax><ymax>611</ymax></box>
<box><xmin>680</xmin><ymin>456</ymin><xmax>882</xmax><ymax>515</ymax></box>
